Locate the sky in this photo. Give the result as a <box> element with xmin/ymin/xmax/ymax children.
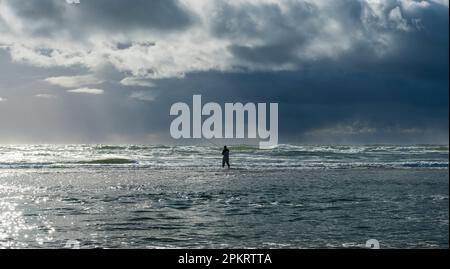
<box><xmin>0</xmin><ymin>0</ymin><xmax>448</xmax><ymax>144</ymax></box>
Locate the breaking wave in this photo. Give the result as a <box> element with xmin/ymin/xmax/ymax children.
<box><xmin>0</xmin><ymin>144</ymin><xmax>447</xmax><ymax>170</ymax></box>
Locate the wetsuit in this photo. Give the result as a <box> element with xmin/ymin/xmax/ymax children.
<box><xmin>222</xmin><ymin>148</ymin><xmax>230</xmax><ymax>168</ymax></box>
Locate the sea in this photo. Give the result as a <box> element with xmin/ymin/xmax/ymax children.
<box><xmin>0</xmin><ymin>144</ymin><xmax>448</xmax><ymax>248</ymax></box>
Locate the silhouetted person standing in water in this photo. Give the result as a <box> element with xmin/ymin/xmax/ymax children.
<box><xmin>222</xmin><ymin>146</ymin><xmax>230</xmax><ymax>168</ymax></box>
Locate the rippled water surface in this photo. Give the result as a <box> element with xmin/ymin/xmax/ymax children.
<box><xmin>0</xmin><ymin>145</ymin><xmax>448</xmax><ymax>248</ymax></box>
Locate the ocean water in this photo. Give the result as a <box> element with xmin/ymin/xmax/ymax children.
<box><xmin>0</xmin><ymin>144</ymin><xmax>448</xmax><ymax>248</ymax></box>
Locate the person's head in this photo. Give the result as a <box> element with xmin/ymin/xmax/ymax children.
<box><xmin>224</xmin><ymin>146</ymin><xmax>227</xmax><ymax>149</ymax></box>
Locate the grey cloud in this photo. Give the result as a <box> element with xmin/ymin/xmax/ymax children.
<box><xmin>0</xmin><ymin>1</ymin><xmax>447</xmax><ymax>144</ymax></box>
<box><xmin>2</xmin><ymin>0</ymin><xmax>195</xmax><ymax>38</ymax></box>
<box><xmin>229</xmin><ymin>42</ymin><xmax>299</xmax><ymax>66</ymax></box>
<box><xmin>116</xmin><ymin>41</ymin><xmax>155</xmax><ymax>50</ymax></box>
<box><xmin>2</xmin><ymin>0</ymin><xmax>446</xmax><ymax>79</ymax></box>
<box><xmin>211</xmin><ymin>0</ymin><xmax>448</xmax><ymax>73</ymax></box>
<box><xmin>76</xmin><ymin>0</ymin><xmax>194</xmax><ymax>32</ymax></box>
<box><xmin>116</xmin><ymin>42</ymin><xmax>133</xmax><ymax>50</ymax></box>
<box><xmin>209</xmin><ymin>1</ymin><xmax>317</xmax><ymax>40</ymax></box>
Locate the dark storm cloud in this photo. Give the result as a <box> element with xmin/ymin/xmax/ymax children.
<box><xmin>0</xmin><ymin>0</ymin><xmax>448</xmax><ymax>144</ymax></box>
<box><xmin>75</xmin><ymin>0</ymin><xmax>194</xmax><ymax>32</ymax></box>
<box><xmin>4</xmin><ymin>0</ymin><xmax>194</xmax><ymax>38</ymax></box>
<box><xmin>209</xmin><ymin>0</ymin><xmax>316</xmax><ymax>67</ymax></box>
<box><xmin>131</xmin><ymin>67</ymin><xmax>448</xmax><ymax>144</ymax></box>
<box><xmin>212</xmin><ymin>0</ymin><xmax>449</xmax><ymax>78</ymax></box>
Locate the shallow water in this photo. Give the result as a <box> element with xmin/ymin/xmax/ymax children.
<box><xmin>0</xmin><ymin>145</ymin><xmax>448</xmax><ymax>248</ymax></box>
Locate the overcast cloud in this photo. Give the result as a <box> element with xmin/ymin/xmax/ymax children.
<box><xmin>0</xmin><ymin>0</ymin><xmax>448</xmax><ymax>144</ymax></box>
